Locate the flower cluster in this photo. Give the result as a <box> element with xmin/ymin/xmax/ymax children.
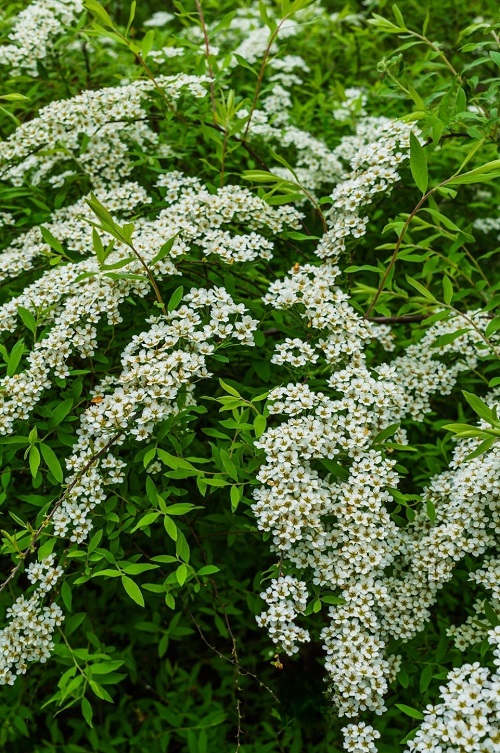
<box><xmin>0</xmin><ymin>182</ymin><xmax>150</xmax><ymax>283</ymax></box>
<box><xmin>0</xmin><ymin>75</ymin><xmax>209</xmax><ymax>188</ymax></box>
<box><xmin>0</xmin><ymin>288</ymin><xmax>257</xmax><ymax>683</ymax></box>
<box><xmin>0</xmin><ymin>556</ymin><xmax>64</xmax><ymax>686</ymax></box>
<box><xmin>256</xmin><ymin>576</ymin><xmax>310</xmax><ymax>655</ymax></box>
<box><xmin>407</xmin><ymin>629</ymin><xmax>500</xmax><ymax>753</ymax></box>
<box><xmin>332</xmin><ymin>87</ymin><xmax>368</xmax><ymax>123</ymax></box>
<box><xmin>0</xmin><ymin>0</ymin><xmax>82</xmax><ymax>76</ymax></box>
<box><xmin>343</xmin><ymin>722</ymin><xmax>381</xmax><ymax>753</ymax></box>
<box><xmin>255</xmin><ymin>215</ymin><xmax>499</xmax><ymax>717</ymax></box>
<box><xmin>50</xmin><ymin>286</ymin><xmax>257</xmax><ymax>541</ymax></box>
<box><xmin>318</xmin><ymin>119</ymin><xmax>418</xmax><ymax>258</ymax></box>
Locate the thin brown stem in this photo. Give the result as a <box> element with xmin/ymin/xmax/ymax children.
<box><xmin>0</xmin><ymin>429</ymin><xmax>124</xmax><ymax>595</ymax></box>
<box><xmin>128</xmin><ymin>241</ymin><xmax>166</xmax><ymax>314</ymax></box>
<box><xmin>243</xmin><ymin>18</ymin><xmax>287</xmax><ymax>140</ymax></box>
<box><xmin>194</xmin><ymin>0</ymin><xmax>217</xmax><ymax>120</ymax></box>
<box><xmin>365</xmin><ymin>189</ymin><xmax>433</xmax><ymax>317</ymax></box>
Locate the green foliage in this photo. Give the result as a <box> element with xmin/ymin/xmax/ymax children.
<box><xmin>0</xmin><ymin>0</ymin><xmax>499</xmax><ymax>751</ymax></box>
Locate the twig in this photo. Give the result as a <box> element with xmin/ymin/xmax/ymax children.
<box><xmin>194</xmin><ymin>0</ymin><xmax>217</xmax><ymax>120</ymax></box>
<box><xmin>0</xmin><ymin>429</ymin><xmax>124</xmax><ymax>594</ymax></box>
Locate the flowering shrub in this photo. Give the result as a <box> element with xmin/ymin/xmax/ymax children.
<box><xmin>0</xmin><ymin>0</ymin><xmax>499</xmax><ymax>750</ymax></box>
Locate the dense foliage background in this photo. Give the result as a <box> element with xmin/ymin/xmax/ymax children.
<box><xmin>0</xmin><ymin>0</ymin><xmax>499</xmax><ymax>751</ymax></box>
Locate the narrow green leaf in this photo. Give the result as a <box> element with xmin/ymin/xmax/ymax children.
<box><xmin>447</xmin><ymin>159</ymin><xmax>500</xmax><ymax>186</ymax></box>
<box><xmin>141</xmin><ymin>29</ymin><xmax>155</xmax><ymax>59</ymax></box>
<box><xmin>131</xmin><ymin>512</ymin><xmax>160</xmax><ymax>532</ymax></box>
<box><xmin>219</xmin><ymin>378</ymin><xmax>242</xmax><ymax>397</ymax></box>
<box><xmin>230</xmin><ymin>485</ymin><xmax>241</xmax><ymax>511</ymax></box>
<box><xmin>164</xmin><ymin>515</ymin><xmax>178</xmax><ymax>541</ymax></box>
<box><xmin>167</xmin><ymin>286</ymin><xmax>184</xmax><ymax>312</ymax></box>
<box><xmin>40</xmin><ymin>226</ymin><xmax>64</xmax><ymax>255</ymax></box>
<box><xmin>465</xmin><ymin>435</ymin><xmax>496</xmax><ymax>460</ymax></box>
<box><xmin>121</xmin><ymin>576</ymin><xmax>145</xmax><ymax>607</ymax></box>
<box><xmin>442</xmin><ymin>276</ymin><xmax>453</xmax><ymax>305</ymax></box>
<box><xmin>409</xmin><ymin>132</ymin><xmax>428</xmax><ymax>194</ymax></box>
<box><xmin>406</xmin><ymin>275</ymin><xmax>438</xmax><ymax>302</ymax></box>
<box><xmin>40</xmin><ymin>444</ymin><xmax>64</xmax><ymax>483</ymax></box>
<box><xmin>198</xmin><ymin>565</ymin><xmax>220</xmax><ymax>576</ymax></box>
<box><xmin>395</xmin><ymin>704</ymin><xmax>424</xmax><ymax>720</ymax></box>
<box><xmin>426</xmin><ymin>499</ymin><xmax>436</xmax><ymax>522</ymax></box>
<box><xmin>253</xmin><ymin>414</ymin><xmax>266</xmax><ymax>438</ymax></box>
<box><xmin>29</xmin><ymin>445</ymin><xmax>41</xmax><ymax>479</ymax></box>
<box><xmin>220</xmin><ymin>449</ymin><xmax>238</xmax><ymax>481</ymax></box>
<box><xmin>7</xmin><ymin>339</ymin><xmax>24</xmax><ymax>377</ymax></box>
<box><xmin>151</xmin><ymin>235</ymin><xmax>177</xmax><ymax>264</ymax></box>
<box><xmin>81</xmin><ymin>697</ymin><xmax>93</xmax><ymax>727</ymax></box>
<box><xmin>485</xmin><ymin>316</ymin><xmax>500</xmax><ymax>339</ymax></box>
<box><xmin>462</xmin><ymin>391</ymin><xmax>495</xmax><ymax>423</ymax></box>
<box><xmin>17</xmin><ymin>307</ymin><xmax>37</xmax><ymax>335</ymax></box>
<box><xmin>176</xmin><ymin>563</ymin><xmax>188</xmax><ymax>586</ymax></box>
<box><xmin>83</xmin><ymin>0</ymin><xmax>114</xmax><ymax>28</ymax></box>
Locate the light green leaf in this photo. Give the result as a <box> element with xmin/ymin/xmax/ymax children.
<box><xmin>40</xmin><ymin>443</ymin><xmax>64</xmax><ymax>483</ymax></box>
<box><xmin>121</xmin><ymin>576</ymin><xmax>145</xmax><ymax>607</ymax></box>
<box><xmin>409</xmin><ymin>132</ymin><xmax>428</xmax><ymax>194</ymax></box>
<box><xmin>442</xmin><ymin>276</ymin><xmax>453</xmax><ymax>305</ymax></box>
<box><xmin>395</xmin><ymin>704</ymin><xmax>424</xmax><ymax>719</ymax></box>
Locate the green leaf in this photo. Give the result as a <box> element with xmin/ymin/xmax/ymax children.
<box><xmin>0</xmin><ymin>93</ymin><xmax>30</xmax><ymax>101</ymax></box>
<box><xmin>81</xmin><ymin>697</ymin><xmax>93</xmax><ymax>727</ymax></box>
<box><xmin>462</xmin><ymin>391</ymin><xmax>496</xmax><ymax>423</ymax></box>
<box><xmin>121</xmin><ymin>576</ymin><xmax>145</xmax><ymax>607</ymax></box>
<box><xmin>219</xmin><ymin>379</ymin><xmax>242</xmax><ymax>398</ymax></box>
<box><xmin>409</xmin><ymin>132</ymin><xmax>428</xmax><ymax>194</ymax></box>
<box><xmin>126</xmin><ymin>0</ymin><xmax>136</xmax><ymax>34</ymax></box>
<box><xmin>121</xmin><ymin>563</ymin><xmax>159</xmax><ymax>575</ymax></box>
<box><xmin>447</xmin><ymin>159</ymin><xmax>500</xmax><ymax>186</ymax></box>
<box><xmin>253</xmin><ymin>414</ymin><xmax>266</xmax><ymax>438</ymax></box>
<box><xmin>151</xmin><ymin>236</ymin><xmax>178</xmax><ymax>264</ymax></box>
<box><xmin>406</xmin><ymin>275</ymin><xmax>438</xmax><ymax>302</ymax></box>
<box><xmin>165</xmin><ymin>503</ymin><xmax>196</xmax><ymax>515</ymax></box>
<box><xmin>442</xmin><ymin>422</ymin><xmax>482</xmax><ymax>437</ymax></box>
<box><xmin>426</xmin><ymin>499</ymin><xmax>436</xmax><ymax>522</ymax></box>
<box><xmin>38</xmin><ymin>537</ymin><xmax>56</xmax><ymax>560</ymax></box>
<box><xmin>131</xmin><ymin>511</ymin><xmax>160</xmax><ymax>532</ymax></box>
<box><xmin>29</xmin><ymin>445</ymin><xmax>41</xmax><ymax>479</ymax></box>
<box><xmin>230</xmin><ymin>485</ymin><xmax>241</xmax><ymax>512</ymax></box>
<box><xmin>431</xmin><ymin>328</ymin><xmax>470</xmax><ymax>349</ymax></box>
<box><xmin>7</xmin><ymin>339</ymin><xmax>24</xmax><ymax>377</ymax></box>
<box><xmin>442</xmin><ymin>276</ymin><xmax>453</xmax><ymax>305</ymax></box>
<box><xmin>40</xmin><ymin>226</ymin><xmax>64</xmax><ymax>255</ymax></box>
<box><xmin>40</xmin><ymin>443</ymin><xmax>64</xmax><ymax>483</ymax></box>
<box><xmin>198</xmin><ymin>565</ymin><xmax>220</xmax><ymax>576</ymax></box>
<box><xmin>220</xmin><ymin>449</ymin><xmax>238</xmax><ymax>481</ymax></box>
<box><xmin>372</xmin><ymin>423</ymin><xmax>400</xmax><ymax>444</ymax></box>
<box><xmin>83</xmin><ymin>0</ymin><xmax>114</xmax><ymax>28</ymax></box>
<box><xmin>465</xmin><ymin>435</ymin><xmax>497</xmax><ymax>460</ymax></box>
<box><xmin>395</xmin><ymin>704</ymin><xmax>424</xmax><ymax>720</ymax></box>
<box><xmin>164</xmin><ymin>515</ymin><xmax>178</xmax><ymax>541</ymax></box>
<box><xmin>485</xmin><ymin>316</ymin><xmax>500</xmax><ymax>339</ymax></box>
<box><xmin>89</xmin><ymin>680</ymin><xmax>113</xmax><ymax>702</ymax></box>
<box><xmin>141</xmin><ymin>29</ymin><xmax>155</xmax><ymax>60</ymax></box>
<box><xmin>483</xmin><ymin>599</ymin><xmax>499</xmax><ymax>626</ymax></box>
<box><xmin>17</xmin><ymin>307</ymin><xmax>37</xmax><ymax>335</ymax></box>
<box><xmin>321</xmin><ymin>595</ymin><xmax>346</xmax><ymax>605</ymax></box>
<box><xmin>167</xmin><ymin>286</ymin><xmax>184</xmax><ymax>312</ymax></box>
<box><xmin>176</xmin><ymin>563</ymin><xmax>188</xmax><ymax>586</ymax></box>
<box><xmin>392</xmin><ymin>4</ymin><xmax>406</xmax><ymax>29</ymax></box>
<box><xmin>61</xmin><ymin>580</ymin><xmax>72</xmax><ymax>611</ymax></box>
<box><xmin>90</xmin><ymin>660</ymin><xmax>124</xmax><ymax>674</ymax></box>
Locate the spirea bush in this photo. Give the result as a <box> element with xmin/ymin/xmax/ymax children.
<box><xmin>0</xmin><ymin>0</ymin><xmax>499</xmax><ymax>750</ymax></box>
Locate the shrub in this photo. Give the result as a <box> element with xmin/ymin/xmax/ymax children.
<box><xmin>0</xmin><ymin>1</ymin><xmax>499</xmax><ymax>751</ymax></box>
